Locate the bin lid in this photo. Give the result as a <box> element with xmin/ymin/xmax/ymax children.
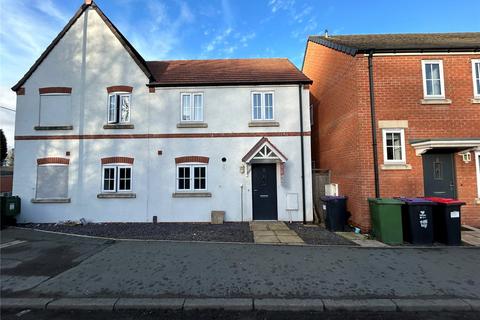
<box><xmin>395</xmin><ymin>197</ymin><xmax>433</xmax><ymax>205</ymax></box>
<box><xmin>321</xmin><ymin>196</ymin><xmax>347</xmax><ymax>201</ymax></box>
<box><xmin>424</xmin><ymin>197</ymin><xmax>466</xmax><ymax>205</ymax></box>
<box><xmin>368</xmin><ymin>198</ymin><xmax>403</xmax><ymax>205</ymax></box>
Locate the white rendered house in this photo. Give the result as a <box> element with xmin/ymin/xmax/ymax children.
<box><xmin>11</xmin><ymin>1</ymin><xmax>313</xmax><ymax>223</ymax></box>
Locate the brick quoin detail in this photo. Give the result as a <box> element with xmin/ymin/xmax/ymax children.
<box><xmin>106</xmin><ymin>86</ymin><xmax>133</xmax><ymax>93</ymax></box>
<box><xmin>175</xmin><ymin>156</ymin><xmax>209</xmax><ymax>164</ymax></box>
<box><xmin>16</xmin><ymin>87</ymin><xmax>25</xmax><ymax>96</ymax></box>
<box><xmin>37</xmin><ymin>157</ymin><xmax>70</xmax><ymax>165</ymax></box>
<box><xmin>101</xmin><ymin>157</ymin><xmax>134</xmax><ymax>165</ymax></box>
<box><xmin>39</xmin><ymin>87</ymin><xmax>72</xmax><ymax>94</ymax></box>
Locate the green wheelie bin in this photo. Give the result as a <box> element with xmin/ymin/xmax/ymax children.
<box><xmin>1</xmin><ymin>195</ymin><xmax>21</xmax><ymax>228</ymax></box>
<box><xmin>368</xmin><ymin>198</ymin><xmax>404</xmax><ymax>245</ymax></box>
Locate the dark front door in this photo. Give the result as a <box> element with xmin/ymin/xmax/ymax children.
<box><xmin>423</xmin><ymin>152</ymin><xmax>456</xmax><ymax>198</ymax></box>
<box><xmin>252</xmin><ymin>164</ymin><xmax>278</xmax><ymax>220</ymax></box>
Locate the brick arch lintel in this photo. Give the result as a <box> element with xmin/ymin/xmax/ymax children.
<box><xmin>39</xmin><ymin>87</ymin><xmax>72</xmax><ymax>94</ymax></box>
<box><xmin>37</xmin><ymin>157</ymin><xmax>70</xmax><ymax>165</ymax></box>
<box><xmin>106</xmin><ymin>86</ymin><xmax>133</xmax><ymax>93</ymax></box>
<box><xmin>101</xmin><ymin>157</ymin><xmax>134</xmax><ymax>165</ymax></box>
<box><xmin>175</xmin><ymin>156</ymin><xmax>209</xmax><ymax>164</ymax></box>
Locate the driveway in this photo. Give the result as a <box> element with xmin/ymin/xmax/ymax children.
<box><xmin>1</xmin><ymin>228</ymin><xmax>479</xmax><ymax>299</ymax></box>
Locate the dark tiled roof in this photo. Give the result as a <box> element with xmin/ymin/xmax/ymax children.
<box><xmin>146</xmin><ymin>58</ymin><xmax>311</xmax><ymax>87</ymax></box>
<box><xmin>308</xmin><ymin>33</ymin><xmax>480</xmax><ymax>55</ymax></box>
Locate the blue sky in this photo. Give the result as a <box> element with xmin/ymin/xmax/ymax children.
<box><xmin>0</xmin><ymin>0</ymin><xmax>479</xmax><ymax>148</ymax></box>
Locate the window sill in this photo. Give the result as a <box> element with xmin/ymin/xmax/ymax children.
<box><xmin>172</xmin><ymin>192</ymin><xmax>212</xmax><ymax>198</ymax></box>
<box><xmin>103</xmin><ymin>124</ymin><xmax>134</xmax><ymax>129</ymax></box>
<box><xmin>97</xmin><ymin>193</ymin><xmax>136</xmax><ymax>199</ymax></box>
<box><xmin>471</xmin><ymin>98</ymin><xmax>480</xmax><ymax>104</ymax></box>
<box><xmin>177</xmin><ymin>122</ymin><xmax>208</xmax><ymax>128</ymax></box>
<box><xmin>420</xmin><ymin>98</ymin><xmax>452</xmax><ymax>105</ymax></box>
<box><xmin>248</xmin><ymin>121</ymin><xmax>280</xmax><ymax>127</ymax></box>
<box><xmin>475</xmin><ymin>198</ymin><xmax>480</xmax><ymax>205</ymax></box>
<box><xmin>34</xmin><ymin>125</ymin><xmax>73</xmax><ymax>131</ymax></box>
<box><xmin>381</xmin><ymin>164</ymin><xmax>412</xmax><ymax>170</ymax></box>
<box><xmin>31</xmin><ymin>198</ymin><xmax>71</xmax><ymax>203</ymax></box>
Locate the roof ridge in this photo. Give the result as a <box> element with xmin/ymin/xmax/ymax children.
<box><xmin>147</xmin><ymin>58</ymin><xmax>289</xmax><ymax>63</ymax></box>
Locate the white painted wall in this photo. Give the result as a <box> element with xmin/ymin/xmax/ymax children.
<box><xmin>13</xmin><ymin>7</ymin><xmax>313</xmax><ymax>223</ymax></box>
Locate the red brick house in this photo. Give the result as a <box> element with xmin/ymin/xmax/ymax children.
<box><xmin>303</xmin><ymin>33</ymin><xmax>480</xmax><ymax>229</ymax></box>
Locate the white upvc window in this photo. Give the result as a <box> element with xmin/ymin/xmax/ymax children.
<box><xmin>108</xmin><ymin>93</ymin><xmax>131</xmax><ymax>124</ymax></box>
<box><xmin>251</xmin><ymin>92</ymin><xmax>274</xmax><ymax>121</ymax></box>
<box><xmin>181</xmin><ymin>93</ymin><xmax>204</xmax><ymax>122</ymax></box>
<box><xmin>102</xmin><ymin>165</ymin><xmax>132</xmax><ymax>192</ymax></box>
<box><xmin>421</xmin><ymin>60</ymin><xmax>445</xmax><ymax>99</ymax></box>
<box><xmin>472</xmin><ymin>59</ymin><xmax>480</xmax><ymax>98</ymax></box>
<box><xmin>176</xmin><ymin>164</ymin><xmax>207</xmax><ymax>191</ymax></box>
<box><xmin>382</xmin><ymin>128</ymin><xmax>406</xmax><ymax>164</ymax></box>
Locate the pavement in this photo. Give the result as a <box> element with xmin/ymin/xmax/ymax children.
<box><xmin>1</xmin><ymin>227</ymin><xmax>480</xmax><ymax>313</ymax></box>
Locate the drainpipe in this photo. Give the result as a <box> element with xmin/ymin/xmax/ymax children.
<box><xmin>298</xmin><ymin>85</ymin><xmax>307</xmax><ymax>224</ymax></box>
<box><xmin>368</xmin><ymin>50</ymin><xmax>380</xmax><ymax>198</ymax></box>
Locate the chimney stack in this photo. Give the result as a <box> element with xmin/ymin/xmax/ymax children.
<box><xmin>324</xmin><ymin>29</ymin><xmax>329</xmax><ymax>38</ymax></box>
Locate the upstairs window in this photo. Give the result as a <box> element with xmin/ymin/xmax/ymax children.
<box><xmin>422</xmin><ymin>60</ymin><xmax>445</xmax><ymax>99</ymax></box>
<box><xmin>177</xmin><ymin>164</ymin><xmax>207</xmax><ymax>191</ymax></box>
<box><xmin>102</xmin><ymin>165</ymin><xmax>132</xmax><ymax>192</ymax></box>
<box><xmin>252</xmin><ymin>92</ymin><xmax>274</xmax><ymax>120</ymax></box>
<box><xmin>472</xmin><ymin>59</ymin><xmax>480</xmax><ymax>98</ymax></box>
<box><xmin>108</xmin><ymin>93</ymin><xmax>131</xmax><ymax>124</ymax></box>
<box><xmin>38</xmin><ymin>87</ymin><xmax>72</xmax><ymax>127</ymax></box>
<box><xmin>382</xmin><ymin>129</ymin><xmax>406</xmax><ymax>164</ymax></box>
<box><xmin>181</xmin><ymin>93</ymin><xmax>204</xmax><ymax>122</ymax></box>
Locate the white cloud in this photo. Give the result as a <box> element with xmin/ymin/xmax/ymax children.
<box><xmin>268</xmin><ymin>0</ymin><xmax>296</xmax><ymax>13</ymax></box>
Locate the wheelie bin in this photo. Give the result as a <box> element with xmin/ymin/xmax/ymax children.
<box><xmin>368</xmin><ymin>198</ymin><xmax>403</xmax><ymax>245</ymax></box>
<box><xmin>396</xmin><ymin>197</ymin><xmax>434</xmax><ymax>245</ymax></box>
<box><xmin>320</xmin><ymin>196</ymin><xmax>348</xmax><ymax>231</ymax></box>
<box><xmin>424</xmin><ymin>197</ymin><xmax>465</xmax><ymax>245</ymax></box>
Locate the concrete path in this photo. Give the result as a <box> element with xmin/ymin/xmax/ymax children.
<box><xmin>1</xmin><ymin>228</ymin><xmax>479</xmax><ymax>300</ymax></box>
<box><xmin>462</xmin><ymin>225</ymin><xmax>480</xmax><ymax>246</ymax></box>
<box><xmin>250</xmin><ymin>221</ymin><xmax>304</xmax><ymax>244</ymax></box>
<box><xmin>335</xmin><ymin>232</ymin><xmax>389</xmax><ymax>247</ymax></box>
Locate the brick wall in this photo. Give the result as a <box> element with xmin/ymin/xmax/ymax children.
<box><xmin>304</xmin><ymin>41</ymin><xmax>480</xmax><ymax>229</ymax></box>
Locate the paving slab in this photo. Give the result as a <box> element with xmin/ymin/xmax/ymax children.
<box><xmin>335</xmin><ymin>232</ymin><xmax>366</xmax><ymax>241</ymax></box>
<box><xmin>115</xmin><ymin>298</ymin><xmax>184</xmax><ymax>310</ymax></box>
<box><xmin>253</xmin><ymin>235</ymin><xmax>279</xmax><ymax>243</ymax></box>
<box><xmin>268</xmin><ymin>223</ymin><xmax>290</xmax><ymax>231</ymax></box>
<box><xmin>463</xmin><ymin>299</ymin><xmax>480</xmax><ymax>311</ymax></box>
<box><xmin>276</xmin><ymin>235</ymin><xmax>304</xmax><ymax>243</ymax></box>
<box><xmin>47</xmin><ymin>298</ymin><xmax>118</xmax><ymax>310</ymax></box>
<box><xmin>184</xmin><ymin>298</ymin><xmax>252</xmax><ymax>310</ymax></box>
<box><xmin>323</xmin><ymin>299</ymin><xmax>396</xmax><ymax>311</ymax></box>
<box><xmin>273</xmin><ymin>230</ymin><xmax>297</xmax><ymax>236</ymax></box>
<box><xmin>352</xmin><ymin>239</ymin><xmax>389</xmax><ymax>247</ymax></box>
<box><xmin>0</xmin><ymin>298</ymin><xmax>54</xmax><ymax>309</ymax></box>
<box><xmin>393</xmin><ymin>299</ymin><xmax>472</xmax><ymax>311</ymax></box>
<box><xmin>254</xmin><ymin>298</ymin><xmax>324</xmax><ymax>311</ymax></box>
<box><xmin>253</xmin><ymin>231</ymin><xmax>277</xmax><ymax>236</ymax></box>
<box><xmin>249</xmin><ymin>224</ymin><xmax>268</xmax><ymax>231</ymax></box>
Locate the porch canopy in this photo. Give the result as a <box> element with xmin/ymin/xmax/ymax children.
<box><xmin>410</xmin><ymin>138</ymin><xmax>480</xmax><ymax>156</ymax></box>
<box><xmin>242</xmin><ymin>137</ymin><xmax>288</xmax><ymax>164</ymax></box>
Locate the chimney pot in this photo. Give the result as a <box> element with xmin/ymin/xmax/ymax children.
<box><xmin>85</xmin><ymin>0</ymin><xmax>92</xmax><ymax>5</ymax></box>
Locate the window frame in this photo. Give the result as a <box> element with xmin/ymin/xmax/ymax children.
<box><xmin>472</xmin><ymin>59</ymin><xmax>480</xmax><ymax>99</ymax></box>
<box><xmin>35</xmin><ymin>163</ymin><xmax>69</xmax><ymax>199</ymax></box>
<box><xmin>476</xmin><ymin>151</ymin><xmax>480</xmax><ymax>199</ymax></box>
<box><xmin>107</xmin><ymin>92</ymin><xmax>132</xmax><ymax>124</ymax></box>
<box><xmin>176</xmin><ymin>163</ymin><xmax>208</xmax><ymax>192</ymax></box>
<box><xmin>180</xmin><ymin>92</ymin><xmax>204</xmax><ymax>122</ymax></box>
<box><xmin>382</xmin><ymin>128</ymin><xmax>406</xmax><ymax>165</ymax></box>
<box><xmin>101</xmin><ymin>164</ymin><xmax>133</xmax><ymax>193</ymax></box>
<box><xmin>251</xmin><ymin>91</ymin><xmax>275</xmax><ymax>121</ymax></box>
<box><xmin>421</xmin><ymin>60</ymin><xmax>445</xmax><ymax>99</ymax></box>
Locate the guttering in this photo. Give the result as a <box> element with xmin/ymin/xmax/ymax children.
<box><xmin>298</xmin><ymin>85</ymin><xmax>307</xmax><ymax>224</ymax></box>
<box><xmin>368</xmin><ymin>50</ymin><xmax>380</xmax><ymax>198</ymax></box>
